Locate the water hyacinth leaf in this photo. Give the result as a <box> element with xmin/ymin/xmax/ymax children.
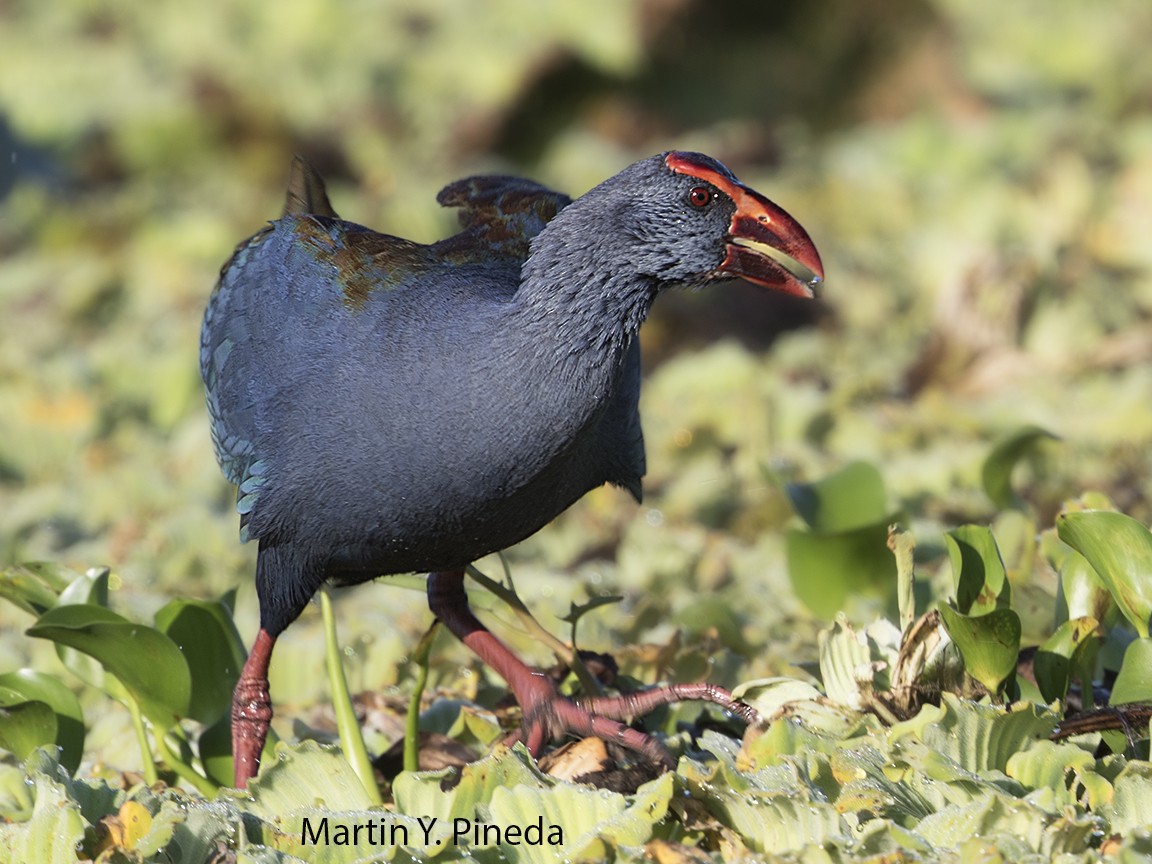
<box><xmin>57</xmin><ymin>568</ymin><xmax>110</xmax><ymax>607</ymax></box>
<box><xmin>981</xmin><ymin>425</ymin><xmax>1058</xmax><ymax>509</ymax></box>
<box><xmin>787</xmin><ymin>521</ymin><xmax>897</xmax><ymax>618</ymax></box>
<box><xmin>1057</xmin><ymin>510</ymin><xmax>1152</xmax><ymax>638</ymax></box>
<box><xmin>239</xmin><ymin>745</ymin><xmax>441</xmax><ymax>860</ymax></box>
<box><xmin>0</xmin><ymin>669</ymin><xmax>84</xmax><ymax>773</ymax></box>
<box><xmin>155</xmin><ymin>598</ymin><xmax>247</xmax><ymax>726</ymax></box>
<box><xmin>914</xmin><ymin>788</ymin><xmax>1056</xmax><ymax>853</ymax></box>
<box><xmin>0</xmin><ymin>563</ymin><xmax>70</xmax><ymax>616</ymax></box>
<box><xmin>1005</xmin><ymin>740</ymin><xmax>1096</xmax><ymax>807</ymax></box>
<box><xmin>26</xmin><ymin>604</ymin><xmax>190</xmax><ymax>730</ymax></box>
<box><xmin>1104</xmin><ymin>762</ymin><xmax>1152</xmax><ymax>836</ymax></box>
<box><xmin>0</xmin><ymin>759</ymin><xmax>86</xmax><ymax>863</ymax></box>
<box><xmin>196</xmin><ymin>714</ymin><xmax>234</xmax><ymax>788</ymax></box>
<box><xmin>945</xmin><ymin>525</ymin><xmax>1010</xmax><ymax>615</ymax></box>
<box><xmin>0</xmin><ymin>701</ymin><xmax>56</xmax><ymax>762</ymax></box>
<box><xmin>890</xmin><ymin>693</ymin><xmax>1056</xmax><ymax>775</ymax></box>
<box><xmin>831</xmin><ymin>745</ymin><xmax>939</xmax><ymax>823</ymax></box>
<box><xmin>1033</xmin><ymin>616</ymin><xmax>1099</xmax><ymax>704</ymax></box>
<box><xmin>938</xmin><ymin>604</ymin><xmax>1021</xmax><ymax>696</ymax></box>
<box><xmin>741</xmin><ymin>716</ymin><xmax>839</xmax><ymax>768</ymax></box>
<box><xmin>785</xmin><ymin>460</ymin><xmax>888</xmax><ymax>533</ymax></box>
<box><xmin>888</xmin><ymin>524</ymin><xmax>917</xmax><ymax>632</ymax></box>
<box><xmin>239</xmin><ymin>740</ymin><xmax>377</xmax><ymax>819</ymax></box>
<box><xmin>1110</xmin><ymin>637</ymin><xmax>1152</xmax><ymax>705</ymax></box>
<box><xmin>52</xmin><ymin>569</ymin><xmax>113</xmax><ymax>691</ymax></box>
<box><xmin>730</xmin><ymin>677</ymin><xmax>822</xmax><ymax>715</ymax></box>
<box><xmin>680</xmin><ymin>755</ymin><xmax>840</xmax><ymax>854</ymax></box>
<box><xmin>484</xmin><ymin>773</ymin><xmax>671</xmax><ymax>863</ymax></box>
<box><xmin>1057</xmin><ymin>542</ymin><xmax>1114</xmax><ymax>625</ymax></box>
<box><xmin>818</xmin><ymin>617</ymin><xmax>873</xmax><ymax>708</ymax></box>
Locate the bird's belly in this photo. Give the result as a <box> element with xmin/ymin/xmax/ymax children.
<box><xmin>323</xmin><ymin>451</ymin><xmax>605</xmax><ymax>581</ymax></box>
<box><xmin>276</xmin><ymin>417</ymin><xmax>617</xmax><ymax>583</ymax></box>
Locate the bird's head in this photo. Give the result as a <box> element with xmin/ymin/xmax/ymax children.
<box><xmin>564</xmin><ymin>151</ymin><xmax>824</xmax><ymax>299</ymax></box>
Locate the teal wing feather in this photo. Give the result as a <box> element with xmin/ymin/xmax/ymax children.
<box><xmin>201</xmin><ymin>156</ymin><xmax>340</xmax><ymax>538</ymax></box>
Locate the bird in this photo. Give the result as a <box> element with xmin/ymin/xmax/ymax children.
<box><xmin>201</xmin><ymin>151</ymin><xmax>823</xmax><ymax>788</ymax></box>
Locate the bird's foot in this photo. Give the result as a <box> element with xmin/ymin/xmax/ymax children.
<box><xmin>505</xmin><ymin>673</ymin><xmax>760</xmax><ymax>771</ymax></box>
<box><xmin>427</xmin><ymin>570</ymin><xmax>759</xmax><ymax>772</ymax></box>
<box><xmin>232</xmin><ymin>628</ymin><xmax>277</xmax><ymax>788</ymax></box>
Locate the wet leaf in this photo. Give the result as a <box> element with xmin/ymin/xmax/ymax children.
<box><xmin>0</xmin><ymin>669</ymin><xmax>84</xmax><ymax>773</ymax></box>
<box><xmin>155</xmin><ymin>597</ymin><xmax>246</xmax><ymax>726</ymax></box>
<box><xmin>0</xmin><ymin>701</ymin><xmax>56</xmax><ymax>762</ymax></box>
<box><xmin>26</xmin><ymin>604</ymin><xmax>190</xmax><ymax>729</ymax></box>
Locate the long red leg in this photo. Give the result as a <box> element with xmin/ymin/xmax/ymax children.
<box><xmin>232</xmin><ymin>627</ymin><xmax>276</xmax><ymax>788</ymax></box>
<box><xmin>427</xmin><ymin>570</ymin><xmax>758</xmax><ymax>770</ymax></box>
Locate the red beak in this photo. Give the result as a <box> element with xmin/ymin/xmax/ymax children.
<box><xmin>666</xmin><ymin>152</ymin><xmax>824</xmax><ymax>298</ymax></box>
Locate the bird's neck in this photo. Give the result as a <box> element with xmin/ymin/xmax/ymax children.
<box><xmin>513</xmin><ymin>236</ymin><xmax>659</xmax><ymax>364</ymax></box>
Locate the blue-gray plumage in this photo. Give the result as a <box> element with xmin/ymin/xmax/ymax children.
<box><xmin>202</xmin><ymin>152</ymin><xmax>823</xmax><ymax>786</ymax></box>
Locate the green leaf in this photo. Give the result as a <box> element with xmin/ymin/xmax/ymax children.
<box><xmin>1056</xmin><ymin>542</ymin><xmax>1114</xmax><ymax>625</ymax></box>
<box><xmin>1005</xmin><ymin>740</ymin><xmax>1097</xmax><ymax>806</ymax></box>
<box><xmin>888</xmin><ymin>523</ymin><xmax>917</xmax><ymax>632</ymax></box>
<box><xmin>680</xmin><ymin>753</ymin><xmax>841</xmax><ymax>854</ymax></box>
<box><xmin>27</xmin><ymin>604</ymin><xmax>190</xmax><ymax>729</ymax></box>
<box><xmin>485</xmin><ymin>772</ymin><xmax>671</xmax><ymax>864</ymax></box>
<box><xmin>0</xmin><ymin>670</ymin><xmax>84</xmax><ymax>773</ymax></box>
<box><xmin>945</xmin><ymin>525</ymin><xmax>1010</xmax><ymax>615</ymax></box>
<box><xmin>818</xmin><ymin>616</ymin><xmax>873</xmax><ymax>708</ymax></box>
<box><xmin>57</xmin><ymin>567</ymin><xmax>109</xmax><ymax>607</ymax></box>
<box><xmin>981</xmin><ymin>425</ymin><xmax>1058</xmax><ymax>509</ymax></box>
<box><xmin>558</xmin><ymin>594</ymin><xmax>624</xmax><ymax>625</ymax></box>
<box><xmin>239</xmin><ymin>739</ymin><xmax>381</xmax><ymax>815</ymax></box>
<box><xmin>0</xmin><ymin>562</ymin><xmax>72</xmax><ymax>616</ymax></box>
<box><xmin>0</xmin><ymin>701</ymin><xmax>56</xmax><ymax>762</ymax></box>
<box><xmin>1104</xmin><ymin>762</ymin><xmax>1152</xmax><ymax>836</ymax></box>
<box><xmin>393</xmin><ymin>744</ymin><xmax>546</xmax><ymax>823</ymax></box>
<box><xmin>785</xmin><ymin>461</ymin><xmax>888</xmax><ymax>532</ymax></box>
<box><xmin>1110</xmin><ymin>637</ymin><xmax>1152</xmax><ymax>705</ymax></box>
<box><xmin>938</xmin><ymin>604</ymin><xmax>1021</xmax><ymax>696</ymax></box>
<box><xmin>196</xmin><ymin>714</ymin><xmax>234</xmax><ymax>788</ymax></box>
<box><xmin>890</xmin><ymin>694</ymin><xmax>1057</xmax><ymax>774</ymax></box>
<box><xmin>154</xmin><ymin>597</ymin><xmax>246</xmax><ymax>726</ymax></box>
<box><xmin>53</xmin><ymin>569</ymin><xmax>113</xmax><ymax>691</ymax></box>
<box><xmin>1057</xmin><ymin>510</ymin><xmax>1152</xmax><ymax>638</ymax></box>
<box><xmin>1033</xmin><ymin>617</ymin><xmax>1099</xmax><ymax>704</ymax></box>
<box><xmin>0</xmin><ymin>754</ymin><xmax>86</xmax><ymax>862</ymax></box>
<box><xmin>786</xmin><ymin>521</ymin><xmax>897</xmax><ymax>618</ymax></box>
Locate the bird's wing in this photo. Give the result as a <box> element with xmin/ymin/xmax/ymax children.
<box><xmin>202</xmin><ymin>158</ymin><xmax>408</xmax><ymax>536</ymax></box>
<box><xmin>202</xmin><ymin>157</ymin><xmax>337</xmax><ymax>490</ymax></box>
<box><xmin>435</xmin><ymin>175</ymin><xmax>571</xmax><ymax>259</ymax></box>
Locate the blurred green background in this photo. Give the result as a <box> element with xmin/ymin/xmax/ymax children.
<box><xmin>1</xmin><ymin>0</ymin><xmax>1151</xmax><ymax>762</ymax></box>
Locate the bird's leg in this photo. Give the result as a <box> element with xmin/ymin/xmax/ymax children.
<box><xmin>232</xmin><ymin>627</ymin><xmax>277</xmax><ymax>788</ymax></box>
<box><xmin>428</xmin><ymin>570</ymin><xmax>756</xmax><ymax>770</ymax></box>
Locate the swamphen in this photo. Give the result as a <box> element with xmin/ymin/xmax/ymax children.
<box><xmin>202</xmin><ymin>151</ymin><xmax>823</xmax><ymax>787</ymax></box>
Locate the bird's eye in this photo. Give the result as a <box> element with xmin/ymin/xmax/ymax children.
<box><xmin>687</xmin><ymin>186</ymin><xmax>713</xmax><ymax>208</ymax></box>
